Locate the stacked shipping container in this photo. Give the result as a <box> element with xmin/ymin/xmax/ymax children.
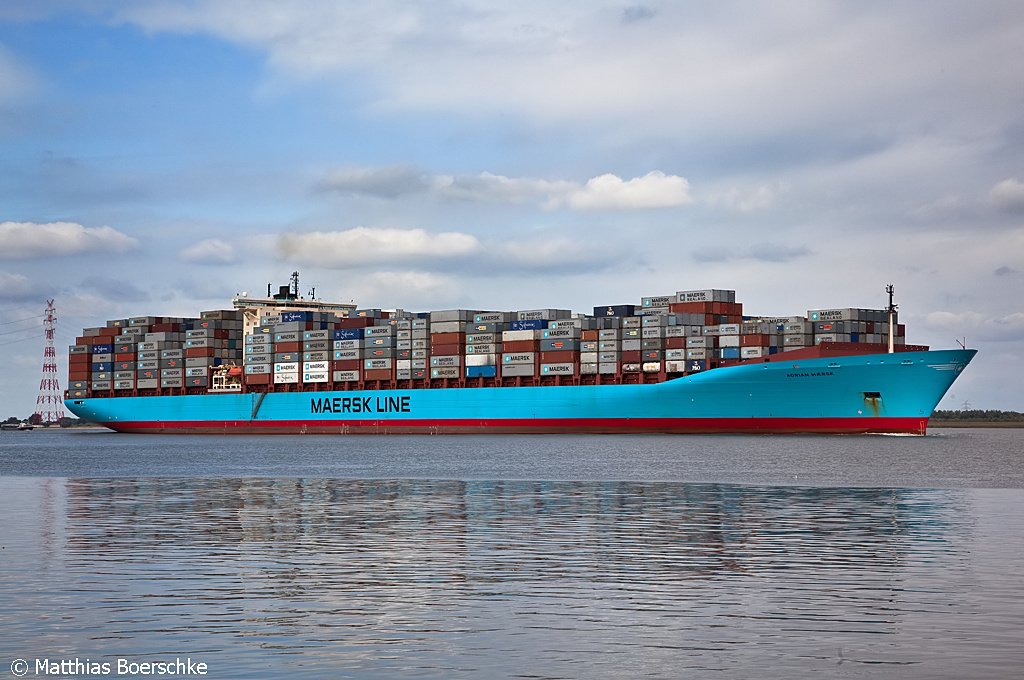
<box><xmin>68</xmin><ymin>289</ymin><xmax>912</xmax><ymax>398</ymax></box>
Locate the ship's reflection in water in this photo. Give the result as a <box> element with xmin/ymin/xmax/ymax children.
<box><xmin>5</xmin><ymin>478</ymin><xmax>1022</xmax><ymax>678</ymax></box>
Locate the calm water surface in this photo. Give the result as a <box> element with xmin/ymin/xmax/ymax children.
<box><xmin>1</xmin><ymin>429</ymin><xmax>1022</xmax><ymax>679</ymax></box>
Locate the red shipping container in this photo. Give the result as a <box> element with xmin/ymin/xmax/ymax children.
<box><xmin>245</xmin><ymin>373</ymin><xmax>271</xmax><ymax>385</ymax></box>
<box><xmin>502</xmin><ymin>340</ymin><xmax>537</xmax><ymax>352</ymax></box>
<box><xmin>336</xmin><ymin>317</ymin><xmax>375</xmax><ymax>328</ymax></box>
<box><xmin>115</xmin><ymin>352</ymin><xmax>135</xmax><ymax>362</ymax></box>
<box><xmin>664</xmin><ymin>337</ymin><xmax>687</xmax><ymax>349</ymax></box>
<box><xmin>669</xmin><ymin>301</ymin><xmax>715</xmax><ymax>314</ymax></box>
<box><xmin>741</xmin><ymin>334</ymin><xmax>770</xmax><ymax>347</ymax></box>
<box><xmin>540</xmin><ymin>350</ymin><xmax>579</xmax><ymax>362</ymax></box>
<box><xmin>185</xmin><ymin>347</ymin><xmax>215</xmax><ymax>358</ymax></box>
<box><xmin>363</xmin><ymin>369</ymin><xmax>392</xmax><ymax>380</ymax></box>
<box><xmin>70</xmin><ymin>354</ymin><xmax>90</xmax><ymax>365</ymax></box>
<box><xmin>275</xmin><ymin>341</ymin><xmax>302</xmax><ymax>352</ymax></box>
<box><xmin>430</xmin><ymin>332</ymin><xmax>464</xmax><ymax>344</ymax></box>
<box><xmin>431</xmin><ymin>344</ymin><xmax>463</xmax><ymax>355</ymax></box>
<box><xmin>68</xmin><ymin>369</ymin><xmax>90</xmax><ymax>381</ymax></box>
<box><xmin>621</xmin><ymin>350</ymin><xmax>642</xmax><ymax>362</ymax></box>
<box><xmin>581</xmin><ymin>330</ymin><xmax>599</xmax><ymax>341</ymax></box>
<box><xmin>333</xmin><ymin>359</ymin><xmax>361</xmax><ymax>371</ymax></box>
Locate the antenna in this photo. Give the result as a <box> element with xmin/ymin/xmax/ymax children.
<box><xmin>291</xmin><ymin>271</ymin><xmax>300</xmax><ymax>298</ymax></box>
<box><xmin>885</xmin><ymin>283</ymin><xmax>898</xmax><ymax>354</ymax></box>
<box><xmin>32</xmin><ymin>299</ymin><xmax>65</xmax><ymax>426</ymax></box>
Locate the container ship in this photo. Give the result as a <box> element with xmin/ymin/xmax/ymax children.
<box><xmin>63</xmin><ymin>276</ymin><xmax>975</xmax><ymax>435</ymax></box>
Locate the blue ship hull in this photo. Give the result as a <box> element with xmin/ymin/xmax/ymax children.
<box><xmin>64</xmin><ymin>349</ymin><xmax>976</xmax><ymax>435</ymax></box>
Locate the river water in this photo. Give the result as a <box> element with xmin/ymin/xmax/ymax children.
<box><xmin>1</xmin><ymin>429</ymin><xmax>1022</xmax><ymax>679</ymax></box>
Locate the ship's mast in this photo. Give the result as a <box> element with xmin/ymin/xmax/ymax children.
<box><xmin>886</xmin><ymin>283</ymin><xmax>898</xmax><ymax>354</ymax></box>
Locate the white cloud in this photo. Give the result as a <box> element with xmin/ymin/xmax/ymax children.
<box><xmin>277</xmin><ymin>226</ymin><xmax>483</xmax><ymax>267</ymax></box>
<box><xmin>179</xmin><ymin>238</ymin><xmax>237</xmax><ymax>264</ymax></box>
<box><xmin>346</xmin><ymin>271</ymin><xmax>459</xmax><ymax>310</ymax></box>
<box><xmin>990</xmin><ymin>178</ymin><xmax>1024</xmax><ymax>213</ymax></box>
<box><xmin>317</xmin><ymin>165</ymin><xmax>431</xmax><ymax>198</ymax></box>
<box><xmin>558</xmin><ymin>171</ymin><xmax>692</xmax><ymax>211</ymax></box>
<box><xmin>924</xmin><ymin>311</ymin><xmax>1024</xmax><ymax>343</ymax></box>
<box><xmin>0</xmin><ymin>221</ymin><xmax>138</xmax><ymax>259</ymax></box>
<box><xmin>435</xmin><ymin>172</ymin><xmax>574</xmax><ymax>205</ymax></box>
<box><xmin>0</xmin><ymin>44</ymin><xmax>38</xmax><ymax>105</ymax></box>
<box><xmin>0</xmin><ymin>271</ymin><xmax>36</xmax><ymax>300</ymax></box>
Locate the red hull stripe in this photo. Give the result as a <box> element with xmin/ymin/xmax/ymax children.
<box><xmin>100</xmin><ymin>417</ymin><xmax>930</xmax><ymax>435</ymax></box>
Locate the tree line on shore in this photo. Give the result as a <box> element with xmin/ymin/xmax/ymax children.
<box><xmin>931</xmin><ymin>409</ymin><xmax>1024</xmax><ymax>421</ymax></box>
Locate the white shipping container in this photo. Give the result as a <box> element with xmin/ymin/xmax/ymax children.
<box><xmin>741</xmin><ymin>347</ymin><xmax>765</xmax><ymax>358</ymax></box>
<box><xmin>431</xmin><ymin>366</ymin><xmax>460</xmax><ymax>378</ymax></box>
<box><xmin>465</xmin><ymin>353</ymin><xmax>496</xmax><ymax>366</ymax></box>
<box><xmin>665</xmin><ymin>349</ymin><xmax>686</xmax><ymax>361</ymax></box>
<box><xmin>665</xmin><ymin>360</ymin><xmax>688</xmax><ymax>373</ymax></box>
<box><xmin>598</xmin><ymin>363</ymin><xmax>619</xmax><ymax>374</ymax></box>
<box><xmin>430</xmin><ymin>355</ymin><xmax>461</xmax><ymax>367</ymax></box>
<box><xmin>303</xmin><ymin>372</ymin><xmax>329</xmax><ymax>383</ymax></box>
<box><xmin>718</xmin><ymin>335</ymin><xmax>741</xmax><ymax>348</ymax></box>
<box><xmin>642</xmin><ymin>362</ymin><xmax>662</xmax><ymax>373</ymax></box>
<box><xmin>274</xmin><ymin>362</ymin><xmax>299</xmax><ymax>373</ymax></box>
<box><xmin>364</xmin><ymin>358</ymin><xmax>393</xmax><ymax>370</ymax></box>
<box><xmin>502</xmin><ymin>329</ymin><xmax>541</xmax><ymax>341</ymax></box>
<box><xmin>580</xmin><ymin>363</ymin><xmax>598</xmax><ymax>375</ymax></box>
<box><xmin>333</xmin><ymin>370</ymin><xmax>360</xmax><ymax>382</ymax></box>
<box><xmin>303</xmin><ymin>361</ymin><xmax>329</xmax><ymax>372</ymax></box>
<box><xmin>274</xmin><ymin>372</ymin><xmax>300</xmax><ymax>384</ymax></box>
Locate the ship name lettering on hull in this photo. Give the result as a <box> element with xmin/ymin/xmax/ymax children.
<box><xmin>311</xmin><ymin>396</ymin><xmax>411</xmax><ymax>414</ymax></box>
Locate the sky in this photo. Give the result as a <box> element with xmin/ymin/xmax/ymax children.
<box><xmin>1</xmin><ymin>1</ymin><xmax>1023</xmax><ymax>417</ymax></box>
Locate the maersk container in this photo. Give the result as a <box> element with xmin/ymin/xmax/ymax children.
<box><xmin>364</xmin><ymin>326</ymin><xmax>394</xmax><ymax>338</ymax></box>
<box><xmin>333</xmin><ymin>370</ymin><xmax>360</xmax><ymax>382</ymax></box>
<box><xmin>303</xmin><ymin>372</ymin><xmax>329</xmax><ymax>383</ymax></box>
<box><xmin>274</xmin><ymin>362</ymin><xmax>300</xmax><ymax>373</ymax></box>
<box><xmin>333</xmin><ymin>339</ymin><xmax>364</xmax><ymax>350</ymax></box>
<box><xmin>541</xmin><ymin>363</ymin><xmax>575</xmax><ymax>375</ymax></box>
<box><xmin>114</xmin><ymin>380</ymin><xmax>135</xmax><ymax>390</ymax></box>
<box><xmin>641</xmin><ymin>295</ymin><xmax>672</xmax><ymax>308</ymax></box>
<box><xmin>466</xmin><ymin>333</ymin><xmax>499</xmax><ymax>344</ymax></box>
<box><xmin>466</xmin><ymin>344</ymin><xmax>499</xmax><ymax>354</ymax></box>
<box><xmin>431</xmin><ymin>367</ymin><xmax>460</xmax><ymax>378</ymax></box>
<box><xmin>430</xmin><ymin>355</ymin><xmax>460</xmax><ymax>367</ymax></box>
<box><xmin>303</xmin><ymin>351</ymin><xmax>329</xmax><ymax>362</ymax></box>
<box><xmin>502</xmin><ymin>352</ymin><xmax>535</xmax><ymax>365</ymax></box>
<box><xmin>303</xmin><ymin>361</ymin><xmax>329</xmax><ymax>372</ymax></box>
<box><xmin>161</xmin><ymin>377</ymin><xmax>183</xmax><ymax>388</ymax></box>
<box><xmin>598</xmin><ymin>329</ymin><xmax>621</xmax><ymax>339</ymax></box>
<box><xmin>676</xmin><ymin>289</ymin><xmax>735</xmax><ymax>303</ymax></box>
<box><xmin>466</xmin><ymin>365</ymin><xmax>497</xmax><ymax>378</ymax></box>
<box><xmin>542</xmin><ymin>328</ymin><xmax>579</xmax><ymax>340</ymax></box>
<box><xmin>91</xmin><ymin>380</ymin><xmax>112</xmax><ymax>390</ymax></box>
<box><xmin>473</xmin><ymin>312</ymin><xmax>508</xmax><ymax>324</ymax></box>
<box><xmin>245</xmin><ymin>364</ymin><xmax>271</xmax><ymax>375</ymax></box>
<box><xmin>186</xmin><ymin>367</ymin><xmax>208</xmax><ymax>377</ymax></box>
<box><xmin>304</xmin><ymin>329</ymin><xmax>331</xmax><ymax>341</ymax></box>
<box><xmin>641</xmin><ymin>339</ymin><xmax>662</xmax><ymax>350</ymax></box>
<box><xmin>598</xmin><ymin>341</ymin><xmax>620</xmax><ymax>351</ymax></box>
<box><xmin>621</xmin><ymin>340</ymin><xmax>641</xmax><ymax>352</ymax></box>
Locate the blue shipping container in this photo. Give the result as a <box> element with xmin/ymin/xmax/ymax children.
<box><xmin>333</xmin><ymin>328</ymin><xmax>365</xmax><ymax>340</ymax></box>
<box><xmin>465</xmin><ymin>365</ymin><xmax>497</xmax><ymax>378</ymax></box>
<box><xmin>719</xmin><ymin>347</ymin><xmax>741</xmax><ymax>359</ymax></box>
<box><xmin>280</xmin><ymin>311</ymin><xmax>313</xmax><ymax>322</ymax></box>
<box><xmin>92</xmin><ymin>362</ymin><xmax>113</xmax><ymax>371</ymax></box>
<box><xmin>92</xmin><ymin>344</ymin><xmax>114</xmax><ymax>354</ymax></box>
<box><xmin>509</xmin><ymin>319</ymin><xmax>547</xmax><ymax>331</ymax></box>
<box><xmin>592</xmin><ymin>304</ymin><xmax>636</xmax><ymax>318</ymax></box>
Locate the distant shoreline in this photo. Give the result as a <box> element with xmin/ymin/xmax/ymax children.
<box><xmin>929</xmin><ymin>420</ymin><xmax>1024</xmax><ymax>428</ymax></box>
